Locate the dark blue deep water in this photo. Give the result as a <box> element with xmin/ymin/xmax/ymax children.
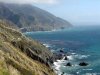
<box><xmin>25</xmin><ymin>26</ymin><xmax>100</xmax><ymax>75</ymax></box>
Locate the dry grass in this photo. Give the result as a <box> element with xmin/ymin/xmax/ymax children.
<box><xmin>0</xmin><ymin>20</ymin><xmax>56</xmax><ymax>75</ymax></box>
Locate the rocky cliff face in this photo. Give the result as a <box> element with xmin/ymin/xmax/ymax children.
<box><xmin>0</xmin><ymin>2</ymin><xmax>72</xmax><ymax>32</ymax></box>
<box><xmin>0</xmin><ymin>20</ymin><xmax>56</xmax><ymax>75</ymax></box>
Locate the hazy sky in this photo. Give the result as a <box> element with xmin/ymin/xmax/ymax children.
<box><xmin>34</xmin><ymin>0</ymin><xmax>100</xmax><ymax>25</ymax></box>
<box><xmin>0</xmin><ymin>0</ymin><xmax>100</xmax><ymax>25</ymax></box>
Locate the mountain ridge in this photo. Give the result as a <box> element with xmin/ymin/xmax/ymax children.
<box><xmin>0</xmin><ymin>2</ymin><xmax>72</xmax><ymax>32</ymax></box>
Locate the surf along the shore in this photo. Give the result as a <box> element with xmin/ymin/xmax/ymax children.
<box><xmin>25</xmin><ymin>26</ymin><xmax>100</xmax><ymax>75</ymax></box>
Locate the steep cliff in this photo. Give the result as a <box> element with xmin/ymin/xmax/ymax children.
<box><xmin>0</xmin><ymin>20</ymin><xmax>56</xmax><ymax>75</ymax></box>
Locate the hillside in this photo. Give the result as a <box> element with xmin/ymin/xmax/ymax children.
<box><xmin>0</xmin><ymin>2</ymin><xmax>72</xmax><ymax>32</ymax></box>
<box><xmin>0</xmin><ymin>20</ymin><xmax>56</xmax><ymax>75</ymax></box>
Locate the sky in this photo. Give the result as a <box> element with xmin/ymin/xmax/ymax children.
<box><xmin>0</xmin><ymin>0</ymin><xmax>100</xmax><ymax>25</ymax></box>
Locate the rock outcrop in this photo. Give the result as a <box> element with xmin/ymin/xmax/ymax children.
<box><xmin>65</xmin><ymin>62</ymin><xmax>72</xmax><ymax>66</ymax></box>
<box><xmin>79</xmin><ymin>62</ymin><xmax>88</xmax><ymax>66</ymax></box>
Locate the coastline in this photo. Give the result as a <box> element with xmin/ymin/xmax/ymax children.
<box><xmin>41</xmin><ymin>43</ymin><xmax>91</xmax><ymax>75</ymax></box>
<box><xmin>24</xmin><ymin>27</ymin><xmax>100</xmax><ymax>75</ymax></box>
<box><xmin>23</xmin><ymin>27</ymin><xmax>73</xmax><ymax>34</ymax></box>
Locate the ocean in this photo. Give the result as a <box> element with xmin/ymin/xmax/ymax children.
<box><xmin>25</xmin><ymin>26</ymin><xmax>100</xmax><ymax>75</ymax></box>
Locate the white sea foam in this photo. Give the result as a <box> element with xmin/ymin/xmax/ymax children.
<box><xmin>53</xmin><ymin>53</ymin><xmax>92</xmax><ymax>75</ymax></box>
<box><xmin>74</xmin><ymin>54</ymin><xmax>90</xmax><ymax>59</ymax></box>
<box><xmin>53</xmin><ymin>54</ymin><xmax>74</xmax><ymax>74</ymax></box>
<box><xmin>51</xmin><ymin>49</ymin><xmax>55</xmax><ymax>52</ymax></box>
<box><xmin>76</xmin><ymin>71</ymin><xmax>80</xmax><ymax>74</ymax></box>
<box><xmin>85</xmin><ymin>73</ymin><xmax>97</xmax><ymax>75</ymax></box>
<box><xmin>53</xmin><ymin>52</ymin><xmax>91</xmax><ymax>75</ymax></box>
<box><xmin>71</xmin><ymin>53</ymin><xmax>76</xmax><ymax>55</ymax></box>
<box><xmin>53</xmin><ymin>62</ymin><xmax>62</xmax><ymax>74</ymax></box>
<box><xmin>25</xmin><ymin>30</ymin><xmax>53</xmax><ymax>35</ymax></box>
<box><xmin>53</xmin><ymin>62</ymin><xmax>61</xmax><ymax>71</ymax></box>
<box><xmin>43</xmin><ymin>43</ymin><xmax>51</xmax><ymax>48</ymax></box>
<box><xmin>53</xmin><ymin>57</ymin><xmax>67</xmax><ymax>74</ymax></box>
<box><xmin>79</xmin><ymin>55</ymin><xmax>90</xmax><ymax>59</ymax></box>
<box><xmin>83</xmin><ymin>69</ymin><xmax>93</xmax><ymax>71</ymax></box>
<box><xmin>67</xmin><ymin>55</ymin><xmax>74</xmax><ymax>60</ymax></box>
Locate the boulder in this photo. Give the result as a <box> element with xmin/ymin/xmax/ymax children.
<box><xmin>60</xmin><ymin>50</ymin><xmax>64</xmax><ymax>53</ymax></box>
<box><xmin>53</xmin><ymin>53</ymin><xmax>64</xmax><ymax>60</ymax></box>
<box><xmin>79</xmin><ymin>62</ymin><xmax>88</xmax><ymax>66</ymax></box>
<box><xmin>65</xmin><ymin>62</ymin><xmax>72</xmax><ymax>66</ymax></box>
<box><xmin>61</xmin><ymin>72</ymin><xmax>65</xmax><ymax>75</ymax></box>
<box><xmin>64</xmin><ymin>56</ymin><xmax>68</xmax><ymax>60</ymax></box>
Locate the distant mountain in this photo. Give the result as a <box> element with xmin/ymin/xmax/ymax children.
<box><xmin>0</xmin><ymin>3</ymin><xmax>72</xmax><ymax>32</ymax></box>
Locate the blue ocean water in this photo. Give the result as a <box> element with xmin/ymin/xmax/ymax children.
<box><xmin>25</xmin><ymin>26</ymin><xmax>100</xmax><ymax>75</ymax></box>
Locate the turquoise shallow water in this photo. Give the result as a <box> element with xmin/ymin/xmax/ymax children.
<box><xmin>25</xmin><ymin>26</ymin><xmax>100</xmax><ymax>75</ymax></box>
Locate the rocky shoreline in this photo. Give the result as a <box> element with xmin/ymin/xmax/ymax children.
<box><xmin>51</xmin><ymin>49</ymin><xmax>89</xmax><ymax>75</ymax></box>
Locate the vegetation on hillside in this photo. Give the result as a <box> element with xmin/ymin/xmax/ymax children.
<box><xmin>0</xmin><ymin>20</ymin><xmax>56</xmax><ymax>75</ymax></box>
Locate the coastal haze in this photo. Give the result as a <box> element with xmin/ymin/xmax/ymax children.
<box><xmin>33</xmin><ymin>0</ymin><xmax>100</xmax><ymax>26</ymax></box>
<box><xmin>0</xmin><ymin>0</ymin><xmax>100</xmax><ymax>75</ymax></box>
<box><xmin>0</xmin><ymin>0</ymin><xmax>100</xmax><ymax>26</ymax></box>
<box><xmin>0</xmin><ymin>2</ymin><xmax>72</xmax><ymax>32</ymax></box>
